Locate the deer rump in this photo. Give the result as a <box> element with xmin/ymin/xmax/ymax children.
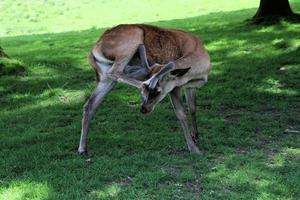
<box><xmin>112</xmin><ymin>24</ymin><xmax>185</xmax><ymax>81</ymax></box>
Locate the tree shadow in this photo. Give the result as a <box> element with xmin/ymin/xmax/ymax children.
<box><xmin>0</xmin><ymin>6</ymin><xmax>299</xmax><ymax>199</ymax></box>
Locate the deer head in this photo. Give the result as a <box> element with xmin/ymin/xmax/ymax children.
<box><xmin>140</xmin><ymin>62</ymin><xmax>191</xmax><ymax>113</ymax></box>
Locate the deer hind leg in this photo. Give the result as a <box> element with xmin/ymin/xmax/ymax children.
<box><xmin>78</xmin><ymin>77</ymin><xmax>115</xmax><ymax>155</ymax></box>
<box><xmin>169</xmin><ymin>87</ymin><xmax>201</xmax><ymax>155</ymax></box>
<box><xmin>184</xmin><ymin>88</ymin><xmax>199</xmax><ymax>142</ymax></box>
<box><xmin>106</xmin><ymin>43</ymin><xmax>145</xmax><ymax>88</ymax></box>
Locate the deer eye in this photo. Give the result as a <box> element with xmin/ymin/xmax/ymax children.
<box><xmin>148</xmin><ymin>89</ymin><xmax>160</xmax><ymax>99</ymax></box>
<box><xmin>142</xmin><ymin>83</ymin><xmax>149</xmax><ymax>90</ymax></box>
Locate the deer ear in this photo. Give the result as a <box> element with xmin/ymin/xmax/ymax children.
<box><xmin>170</xmin><ymin>67</ymin><xmax>191</xmax><ymax>77</ymax></box>
<box><xmin>156</xmin><ymin>62</ymin><xmax>175</xmax><ymax>79</ymax></box>
<box><xmin>147</xmin><ymin>62</ymin><xmax>175</xmax><ymax>90</ymax></box>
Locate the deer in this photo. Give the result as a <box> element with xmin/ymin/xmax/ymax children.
<box><xmin>78</xmin><ymin>24</ymin><xmax>211</xmax><ymax>155</ymax></box>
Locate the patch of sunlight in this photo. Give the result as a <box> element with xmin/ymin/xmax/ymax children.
<box><xmin>283</xmin><ymin>148</ymin><xmax>300</xmax><ymax>155</ymax></box>
<box><xmin>257</xmin><ymin>192</ymin><xmax>276</xmax><ymax>200</ymax></box>
<box><xmin>0</xmin><ymin>181</ymin><xmax>50</xmax><ymax>200</ymax></box>
<box><xmin>208</xmin><ymin>39</ymin><xmax>247</xmax><ymax>53</ymax></box>
<box><xmin>228</xmin><ymin>49</ymin><xmax>251</xmax><ymax>57</ymax></box>
<box><xmin>282</xmin><ymin>64</ymin><xmax>300</xmax><ymax>70</ymax></box>
<box><xmin>272</xmin><ymin>38</ymin><xmax>289</xmax><ymax>49</ymax></box>
<box><xmin>226</xmin><ymin>169</ymin><xmax>251</xmax><ymax>182</ymax></box>
<box><xmin>290</xmin><ymin>38</ymin><xmax>300</xmax><ymax>51</ymax></box>
<box><xmin>255</xmin><ymin>179</ymin><xmax>270</xmax><ymax>188</ymax></box>
<box><xmin>0</xmin><ymin>86</ymin><xmax>5</xmax><ymax>93</ymax></box>
<box><xmin>206</xmin><ymin>161</ymin><xmax>293</xmax><ymax>199</ymax></box>
<box><xmin>90</xmin><ymin>183</ymin><xmax>121</xmax><ymax>199</ymax></box>
<box><xmin>257</xmin><ymin>78</ymin><xmax>298</xmax><ymax>96</ymax></box>
<box><xmin>207</xmin><ymin>39</ymin><xmax>228</xmax><ymax>50</ymax></box>
<box><xmin>272</xmin><ymin>38</ymin><xmax>300</xmax><ymax>51</ymax></box>
<box><xmin>0</xmin><ymin>0</ymin><xmax>259</xmax><ymax>36</ymax></box>
<box><xmin>267</xmin><ymin>154</ymin><xmax>285</xmax><ymax>168</ymax></box>
<box><xmin>256</xmin><ymin>21</ymin><xmax>300</xmax><ymax>35</ymax></box>
<box><xmin>211</xmin><ymin>61</ymin><xmax>223</xmax><ymax>67</ymax></box>
<box><xmin>207</xmin><ymin>164</ymin><xmax>227</xmax><ymax>179</ymax></box>
<box><xmin>9</xmin><ymin>93</ymin><xmax>31</xmax><ymax>100</ymax></box>
<box><xmin>208</xmin><ymin>164</ymin><xmax>273</xmax><ymax>191</ymax></box>
<box><xmin>255</xmin><ymin>26</ymin><xmax>277</xmax><ymax>34</ymax></box>
<box><xmin>38</xmin><ymin>88</ymin><xmax>87</xmax><ymax>104</ymax></box>
<box><xmin>210</xmin><ymin>62</ymin><xmax>225</xmax><ymax>76</ymax></box>
<box><xmin>210</xmin><ymin>69</ymin><xmax>223</xmax><ymax>76</ymax></box>
<box><xmin>282</xmin><ymin>21</ymin><xmax>300</xmax><ymax>32</ymax></box>
<box><xmin>3</xmin><ymin>88</ymin><xmax>85</xmax><ymax>117</ymax></box>
<box><xmin>57</xmin><ymin>90</ymin><xmax>86</xmax><ymax>104</ymax></box>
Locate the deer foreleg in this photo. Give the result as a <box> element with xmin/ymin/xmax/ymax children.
<box><xmin>169</xmin><ymin>87</ymin><xmax>201</xmax><ymax>155</ymax></box>
<box><xmin>184</xmin><ymin>88</ymin><xmax>199</xmax><ymax>142</ymax></box>
<box><xmin>78</xmin><ymin>78</ymin><xmax>115</xmax><ymax>155</ymax></box>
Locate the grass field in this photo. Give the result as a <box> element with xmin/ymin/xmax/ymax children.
<box><xmin>1</xmin><ymin>0</ymin><xmax>300</xmax><ymax>199</ymax></box>
<box><xmin>0</xmin><ymin>0</ymin><xmax>260</xmax><ymax>37</ymax></box>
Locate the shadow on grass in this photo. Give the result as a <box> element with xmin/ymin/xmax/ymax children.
<box><xmin>0</xmin><ymin>7</ymin><xmax>299</xmax><ymax>199</ymax></box>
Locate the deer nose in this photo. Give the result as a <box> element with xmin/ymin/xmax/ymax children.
<box><xmin>140</xmin><ymin>106</ymin><xmax>148</xmax><ymax>114</ymax></box>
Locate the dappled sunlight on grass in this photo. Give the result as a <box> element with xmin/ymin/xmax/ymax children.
<box><xmin>2</xmin><ymin>88</ymin><xmax>87</xmax><ymax>117</ymax></box>
<box><xmin>267</xmin><ymin>154</ymin><xmax>285</xmax><ymax>168</ymax></box>
<box><xmin>0</xmin><ymin>2</ymin><xmax>299</xmax><ymax>199</ymax></box>
<box><xmin>90</xmin><ymin>183</ymin><xmax>121</xmax><ymax>199</ymax></box>
<box><xmin>0</xmin><ymin>0</ymin><xmax>259</xmax><ymax>36</ymax></box>
<box><xmin>206</xmin><ymin>39</ymin><xmax>229</xmax><ymax>51</ymax></box>
<box><xmin>204</xmin><ymin>149</ymin><xmax>299</xmax><ymax>199</ymax></box>
<box><xmin>255</xmin><ymin>26</ymin><xmax>279</xmax><ymax>34</ymax></box>
<box><xmin>56</xmin><ymin>89</ymin><xmax>87</xmax><ymax>104</ymax></box>
<box><xmin>284</xmin><ymin>148</ymin><xmax>300</xmax><ymax>155</ymax></box>
<box><xmin>0</xmin><ymin>181</ymin><xmax>50</xmax><ymax>200</ymax></box>
<box><xmin>256</xmin><ymin>77</ymin><xmax>298</xmax><ymax>96</ymax></box>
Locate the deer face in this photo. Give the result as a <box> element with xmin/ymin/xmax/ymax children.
<box><xmin>140</xmin><ymin>62</ymin><xmax>190</xmax><ymax>114</ymax></box>
<box><xmin>140</xmin><ymin>81</ymin><xmax>165</xmax><ymax>114</ymax></box>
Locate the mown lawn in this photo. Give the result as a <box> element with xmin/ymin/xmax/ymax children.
<box><xmin>0</xmin><ymin>0</ymin><xmax>259</xmax><ymax>37</ymax></box>
<box><xmin>0</xmin><ymin>1</ymin><xmax>300</xmax><ymax>199</ymax></box>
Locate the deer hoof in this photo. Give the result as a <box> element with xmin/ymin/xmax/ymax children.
<box><xmin>192</xmin><ymin>134</ymin><xmax>199</xmax><ymax>143</ymax></box>
<box><xmin>78</xmin><ymin>148</ymin><xmax>88</xmax><ymax>156</ymax></box>
<box><xmin>190</xmin><ymin>145</ymin><xmax>202</xmax><ymax>155</ymax></box>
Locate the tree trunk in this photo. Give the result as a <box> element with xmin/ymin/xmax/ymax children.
<box><xmin>0</xmin><ymin>46</ymin><xmax>8</xmax><ymax>58</ymax></box>
<box><xmin>251</xmin><ymin>0</ymin><xmax>300</xmax><ymax>24</ymax></box>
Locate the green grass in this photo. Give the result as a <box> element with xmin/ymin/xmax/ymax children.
<box><xmin>0</xmin><ymin>57</ymin><xmax>27</xmax><ymax>76</ymax></box>
<box><xmin>1</xmin><ymin>1</ymin><xmax>300</xmax><ymax>199</ymax></box>
<box><xmin>0</xmin><ymin>0</ymin><xmax>260</xmax><ymax>37</ymax></box>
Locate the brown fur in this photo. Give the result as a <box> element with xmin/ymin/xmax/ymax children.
<box><xmin>90</xmin><ymin>24</ymin><xmax>208</xmax><ymax>82</ymax></box>
<box><xmin>79</xmin><ymin>24</ymin><xmax>211</xmax><ymax>155</ymax></box>
<box><xmin>137</xmin><ymin>24</ymin><xmax>183</xmax><ymax>64</ymax></box>
<box><xmin>98</xmin><ymin>24</ymin><xmax>194</xmax><ymax>64</ymax></box>
<box><xmin>87</xmin><ymin>48</ymin><xmax>100</xmax><ymax>82</ymax></box>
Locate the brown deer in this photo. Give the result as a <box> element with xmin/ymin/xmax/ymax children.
<box><xmin>78</xmin><ymin>24</ymin><xmax>211</xmax><ymax>155</ymax></box>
